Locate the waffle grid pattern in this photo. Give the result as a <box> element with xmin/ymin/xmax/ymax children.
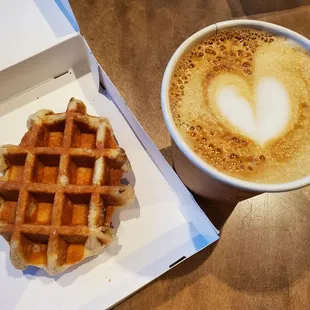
<box><xmin>0</xmin><ymin>98</ymin><xmax>134</xmax><ymax>274</ymax></box>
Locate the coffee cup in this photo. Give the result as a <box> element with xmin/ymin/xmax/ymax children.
<box><xmin>161</xmin><ymin>19</ymin><xmax>310</xmax><ymax>202</ymax></box>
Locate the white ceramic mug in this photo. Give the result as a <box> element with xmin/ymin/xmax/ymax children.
<box><xmin>161</xmin><ymin>19</ymin><xmax>310</xmax><ymax>202</ymax></box>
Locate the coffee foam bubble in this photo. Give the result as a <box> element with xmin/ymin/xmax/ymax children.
<box><xmin>170</xmin><ymin>27</ymin><xmax>310</xmax><ymax>183</ymax></box>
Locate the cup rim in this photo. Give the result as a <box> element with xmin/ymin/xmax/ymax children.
<box><xmin>161</xmin><ymin>19</ymin><xmax>310</xmax><ymax>193</ymax></box>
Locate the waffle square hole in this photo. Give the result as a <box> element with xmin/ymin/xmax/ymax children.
<box><xmin>71</xmin><ymin>121</ymin><xmax>97</xmax><ymax>149</ymax></box>
<box><xmin>61</xmin><ymin>193</ymin><xmax>91</xmax><ymax>226</ymax></box>
<box><xmin>108</xmin><ymin>168</ymin><xmax>123</xmax><ymax>186</ymax></box>
<box><xmin>68</xmin><ymin>156</ymin><xmax>95</xmax><ymax>185</ymax></box>
<box><xmin>4</xmin><ymin>153</ymin><xmax>27</xmax><ymax>182</ymax></box>
<box><xmin>25</xmin><ymin>192</ymin><xmax>54</xmax><ymax>225</ymax></box>
<box><xmin>97</xmin><ymin>159</ymin><xmax>123</xmax><ymax>186</ymax></box>
<box><xmin>20</xmin><ymin>233</ymin><xmax>49</xmax><ymax>265</ymax></box>
<box><xmin>0</xmin><ymin>190</ymin><xmax>19</xmax><ymax>224</ymax></box>
<box><xmin>36</xmin><ymin>121</ymin><xmax>65</xmax><ymax>147</ymax></box>
<box><xmin>32</xmin><ymin>155</ymin><xmax>60</xmax><ymax>184</ymax></box>
<box><xmin>58</xmin><ymin>235</ymin><xmax>87</xmax><ymax>265</ymax></box>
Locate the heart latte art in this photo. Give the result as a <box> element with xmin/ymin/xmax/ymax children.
<box><xmin>170</xmin><ymin>27</ymin><xmax>310</xmax><ymax>183</ymax></box>
<box><xmin>211</xmin><ymin>76</ymin><xmax>290</xmax><ymax>147</ymax></box>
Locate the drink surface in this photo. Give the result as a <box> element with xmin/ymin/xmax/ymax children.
<box><xmin>170</xmin><ymin>27</ymin><xmax>310</xmax><ymax>183</ymax></box>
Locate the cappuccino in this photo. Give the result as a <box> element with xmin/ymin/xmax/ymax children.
<box><xmin>170</xmin><ymin>27</ymin><xmax>310</xmax><ymax>183</ymax></box>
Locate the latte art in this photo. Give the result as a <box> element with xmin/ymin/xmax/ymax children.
<box><xmin>212</xmin><ymin>76</ymin><xmax>290</xmax><ymax>146</ymax></box>
<box><xmin>170</xmin><ymin>27</ymin><xmax>310</xmax><ymax>183</ymax></box>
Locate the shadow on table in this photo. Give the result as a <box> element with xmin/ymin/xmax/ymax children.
<box><xmin>160</xmin><ymin>146</ymin><xmax>173</xmax><ymax>166</ymax></box>
<box><xmin>194</xmin><ymin>195</ymin><xmax>237</xmax><ymax>230</ymax></box>
<box><xmin>228</xmin><ymin>0</ymin><xmax>310</xmax><ymax>17</ymax></box>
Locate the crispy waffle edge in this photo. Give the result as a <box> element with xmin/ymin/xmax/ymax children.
<box><xmin>0</xmin><ymin>98</ymin><xmax>135</xmax><ymax>275</ymax></box>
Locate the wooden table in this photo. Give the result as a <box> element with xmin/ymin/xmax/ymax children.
<box><xmin>70</xmin><ymin>1</ymin><xmax>310</xmax><ymax>309</ymax></box>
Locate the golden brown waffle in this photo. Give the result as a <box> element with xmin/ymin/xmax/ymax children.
<box><xmin>0</xmin><ymin>98</ymin><xmax>135</xmax><ymax>275</ymax></box>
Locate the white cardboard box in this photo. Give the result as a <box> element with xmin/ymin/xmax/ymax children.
<box><xmin>0</xmin><ymin>1</ymin><xmax>219</xmax><ymax>309</ymax></box>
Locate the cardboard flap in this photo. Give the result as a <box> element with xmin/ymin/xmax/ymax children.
<box><xmin>54</xmin><ymin>0</ymin><xmax>80</xmax><ymax>32</ymax></box>
<box><xmin>0</xmin><ymin>0</ymin><xmax>78</xmax><ymax>71</ymax></box>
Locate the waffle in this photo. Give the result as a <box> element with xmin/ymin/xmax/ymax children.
<box><xmin>0</xmin><ymin>98</ymin><xmax>135</xmax><ymax>275</ymax></box>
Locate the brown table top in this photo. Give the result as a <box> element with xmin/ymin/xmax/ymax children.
<box><xmin>70</xmin><ymin>1</ymin><xmax>310</xmax><ymax>309</ymax></box>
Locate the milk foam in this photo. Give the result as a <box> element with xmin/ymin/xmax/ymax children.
<box><xmin>169</xmin><ymin>27</ymin><xmax>310</xmax><ymax>183</ymax></box>
<box><xmin>216</xmin><ymin>77</ymin><xmax>290</xmax><ymax>146</ymax></box>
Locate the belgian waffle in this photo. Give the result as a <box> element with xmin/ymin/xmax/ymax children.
<box><xmin>0</xmin><ymin>98</ymin><xmax>135</xmax><ymax>275</ymax></box>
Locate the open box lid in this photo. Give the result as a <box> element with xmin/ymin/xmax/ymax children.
<box><xmin>0</xmin><ymin>0</ymin><xmax>79</xmax><ymax>72</ymax></box>
<box><xmin>0</xmin><ymin>1</ymin><xmax>219</xmax><ymax>309</ymax></box>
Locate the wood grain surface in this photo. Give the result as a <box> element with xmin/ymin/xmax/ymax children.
<box><xmin>70</xmin><ymin>1</ymin><xmax>310</xmax><ymax>309</ymax></box>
